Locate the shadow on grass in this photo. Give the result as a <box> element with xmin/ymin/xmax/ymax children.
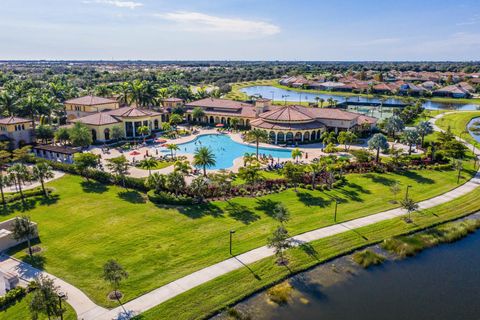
<box><xmin>292</xmin><ymin>239</ymin><xmax>319</xmax><ymax>260</ymax></box>
<box><xmin>296</xmin><ymin>192</ymin><xmax>331</xmax><ymax>208</ymax></box>
<box><xmin>234</xmin><ymin>256</ymin><xmax>261</xmax><ymax>280</ymax></box>
<box><xmin>118</xmin><ymin>190</ymin><xmax>146</xmax><ymax>204</ymax></box>
<box><xmin>81</xmin><ymin>180</ymin><xmax>108</xmax><ymax>193</ymax></box>
<box><xmin>0</xmin><ymin>195</ymin><xmax>59</xmax><ymax>215</ymax></box>
<box><xmin>363</xmin><ymin>173</ymin><xmax>396</xmax><ymax>186</ymax></box>
<box><xmin>178</xmin><ymin>202</ymin><xmax>224</xmax><ymax>219</ymax></box>
<box><xmin>21</xmin><ymin>254</ymin><xmax>46</xmax><ymax>270</ymax></box>
<box><xmin>254</xmin><ymin>199</ymin><xmax>281</xmax><ymax>218</ymax></box>
<box><xmin>225</xmin><ymin>201</ymin><xmax>260</xmax><ymax>224</ymax></box>
<box><xmin>398</xmin><ymin>171</ymin><xmax>434</xmax><ymax>184</ymax></box>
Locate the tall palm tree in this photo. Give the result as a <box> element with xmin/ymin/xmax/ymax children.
<box><xmin>319</xmin><ymin>98</ymin><xmax>325</xmax><ymax>108</ymax></box>
<box><xmin>416</xmin><ymin>121</ymin><xmax>433</xmax><ymax>148</ymax></box>
<box><xmin>166</xmin><ymin>144</ymin><xmax>180</xmax><ymax>159</ymax></box>
<box><xmin>174</xmin><ymin>160</ymin><xmax>191</xmax><ymax>175</ymax></box>
<box><xmin>21</xmin><ymin>92</ymin><xmax>41</xmax><ymax>132</ymax></box>
<box><xmin>245</xmin><ymin>129</ymin><xmax>269</xmax><ymax>159</ymax></box>
<box><xmin>0</xmin><ymin>91</ymin><xmax>18</xmax><ymax>116</ymax></box>
<box><xmin>368</xmin><ymin>133</ymin><xmax>389</xmax><ymax>162</ymax></box>
<box><xmin>193</xmin><ymin>146</ymin><xmax>216</xmax><ymax>176</ymax></box>
<box><xmin>116</xmin><ymin>82</ymin><xmax>131</xmax><ymax>105</ymax></box>
<box><xmin>191</xmin><ymin>107</ymin><xmax>205</xmax><ymax>123</ymax></box>
<box><xmin>291</xmin><ymin>148</ymin><xmax>302</xmax><ymax>163</ymax></box>
<box><xmin>12</xmin><ymin>215</ymin><xmax>36</xmax><ymax>258</ymax></box>
<box><xmin>138</xmin><ymin>157</ymin><xmax>158</xmax><ymax>176</ymax></box>
<box><xmin>32</xmin><ymin>162</ymin><xmax>54</xmax><ymax>198</ymax></box>
<box><xmin>0</xmin><ymin>175</ymin><xmax>11</xmax><ymax>208</ymax></box>
<box><xmin>306</xmin><ymin>159</ymin><xmax>325</xmax><ymax>189</ymax></box>
<box><xmin>137</xmin><ymin>125</ymin><xmax>150</xmax><ymax>143</ymax></box>
<box><xmin>7</xmin><ymin>163</ymin><xmax>30</xmax><ymax>205</ymax></box>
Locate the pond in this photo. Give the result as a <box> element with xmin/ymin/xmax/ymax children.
<box><xmin>220</xmin><ymin>217</ymin><xmax>480</xmax><ymax>320</ymax></box>
<box><xmin>177</xmin><ymin>134</ymin><xmax>292</xmax><ymax>169</ymax></box>
<box><xmin>241</xmin><ymin>86</ymin><xmax>480</xmax><ymax>111</ymax></box>
<box><xmin>467</xmin><ymin>117</ymin><xmax>480</xmax><ymax>143</ymax></box>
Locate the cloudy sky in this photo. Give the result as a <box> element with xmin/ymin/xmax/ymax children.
<box><xmin>1</xmin><ymin>0</ymin><xmax>479</xmax><ymax>60</ymax></box>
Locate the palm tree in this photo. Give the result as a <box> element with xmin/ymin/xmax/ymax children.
<box><xmin>400</xmin><ymin>198</ymin><xmax>419</xmax><ymax>222</ymax></box>
<box><xmin>416</xmin><ymin>121</ymin><xmax>433</xmax><ymax>148</ymax></box>
<box><xmin>12</xmin><ymin>215</ymin><xmax>36</xmax><ymax>258</ymax></box>
<box><xmin>189</xmin><ymin>176</ymin><xmax>209</xmax><ymax>203</ymax></box>
<box><xmin>102</xmin><ymin>259</ymin><xmax>128</xmax><ymax>313</ymax></box>
<box><xmin>230</xmin><ymin>118</ymin><xmax>240</xmax><ymax>130</ymax></box>
<box><xmin>32</xmin><ymin>162</ymin><xmax>54</xmax><ymax>198</ymax></box>
<box><xmin>0</xmin><ymin>91</ymin><xmax>18</xmax><ymax>116</ymax></box>
<box><xmin>401</xmin><ymin>129</ymin><xmax>420</xmax><ymax>155</ymax></box>
<box><xmin>166</xmin><ymin>172</ymin><xmax>186</xmax><ymax>197</ymax></box>
<box><xmin>7</xmin><ymin>163</ymin><xmax>30</xmax><ymax>205</ymax></box>
<box><xmin>291</xmin><ymin>148</ymin><xmax>302</xmax><ymax>163</ymax></box>
<box><xmin>306</xmin><ymin>159</ymin><xmax>324</xmax><ymax>189</ymax></box>
<box><xmin>21</xmin><ymin>92</ymin><xmax>41</xmax><ymax>132</ymax></box>
<box><xmin>193</xmin><ymin>146</ymin><xmax>216</xmax><ymax>176</ymax></box>
<box><xmin>174</xmin><ymin>160</ymin><xmax>191</xmax><ymax>175</ymax></box>
<box><xmin>138</xmin><ymin>157</ymin><xmax>158</xmax><ymax>176</ymax></box>
<box><xmin>166</xmin><ymin>143</ymin><xmax>180</xmax><ymax>159</ymax></box>
<box><xmin>169</xmin><ymin>114</ymin><xmax>183</xmax><ymax>132</ymax></box>
<box><xmin>319</xmin><ymin>98</ymin><xmax>325</xmax><ymax>108</ymax></box>
<box><xmin>116</xmin><ymin>82</ymin><xmax>131</xmax><ymax>105</ymax></box>
<box><xmin>245</xmin><ymin>129</ymin><xmax>269</xmax><ymax>159</ymax></box>
<box><xmin>0</xmin><ymin>175</ymin><xmax>11</xmax><ymax>208</ymax></box>
<box><xmin>137</xmin><ymin>125</ymin><xmax>150</xmax><ymax>143</ymax></box>
<box><xmin>368</xmin><ymin>133</ymin><xmax>389</xmax><ymax>162</ymax></box>
<box><xmin>191</xmin><ymin>107</ymin><xmax>205</xmax><ymax>123</ymax></box>
<box><xmin>384</xmin><ymin>115</ymin><xmax>405</xmax><ymax>139</ymax></box>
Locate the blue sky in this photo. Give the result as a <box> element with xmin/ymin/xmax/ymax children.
<box><xmin>1</xmin><ymin>0</ymin><xmax>479</xmax><ymax>60</ymax></box>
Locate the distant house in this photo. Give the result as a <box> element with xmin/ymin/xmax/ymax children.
<box><xmin>434</xmin><ymin>84</ymin><xmax>472</xmax><ymax>98</ymax></box>
<box><xmin>319</xmin><ymin>81</ymin><xmax>350</xmax><ymax>91</ymax></box>
<box><xmin>33</xmin><ymin>145</ymin><xmax>80</xmax><ymax>164</ymax></box>
<box><xmin>64</xmin><ymin>95</ymin><xmax>120</xmax><ymax>120</ymax></box>
<box><xmin>372</xmin><ymin>83</ymin><xmax>397</xmax><ymax>94</ymax></box>
<box><xmin>161</xmin><ymin>97</ymin><xmax>184</xmax><ymax>109</ymax></box>
<box><xmin>396</xmin><ymin>81</ymin><xmax>425</xmax><ymax>95</ymax></box>
<box><xmin>0</xmin><ymin>116</ymin><xmax>34</xmax><ymax>148</ymax></box>
<box><xmin>420</xmin><ymin>81</ymin><xmax>438</xmax><ymax>90</ymax></box>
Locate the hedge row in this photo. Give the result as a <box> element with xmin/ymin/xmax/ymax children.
<box><xmin>147</xmin><ymin>190</ymin><xmax>194</xmax><ymax>205</ymax></box>
<box><xmin>0</xmin><ymin>287</ymin><xmax>26</xmax><ymax>311</ymax></box>
<box><xmin>4</xmin><ymin>187</ymin><xmax>54</xmax><ymax>204</ymax></box>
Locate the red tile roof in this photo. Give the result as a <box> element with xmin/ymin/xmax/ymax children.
<box><xmin>0</xmin><ymin>116</ymin><xmax>31</xmax><ymax>125</ymax></box>
<box><xmin>72</xmin><ymin>106</ymin><xmax>162</xmax><ymax>125</ymax></box>
<box><xmin>65</xmin><ymin>95</ymin><xmax>118</xmax><ymax>106</ymax></box>
<box><xmin>260</xmin><ymin>105</ymin><xmax>314</xmax><ymax>122</ymax></box>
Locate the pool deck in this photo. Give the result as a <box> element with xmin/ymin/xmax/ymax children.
<box><xmin>89</xmin><ymin>127</ymin><xmax>417</xmax><ymax>179</ymax></box>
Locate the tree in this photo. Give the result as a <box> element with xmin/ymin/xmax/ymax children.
<box><xmin>291</xmin><ymin>148</ymin><xmax>302</xmax><ymax>163</ymax></box>
<box><xmin>193</xmin><ymin>146</ymin><xmax>216</xmax><ymax>176</ymax></box>
<box><xmin>166</xmin><ymin>143</ymin><xmax>180</xmax><ymax>159</ymax></box>
<box><xmin>368</xmin><ymin>133</ymin><xmax>389</xmax><ymax>163</ymax></box>
<box><xmin>12</xmin><ymin>145</ymin><xmax>32</xmax><ymax>163</ymax></box>
<box><xmin>74</xmin><ymin>152</ymin><xmax>99</xmax><ymax>179</ymax></box>
<box><xmin>306</xmin><ymin>159</ymin><xmax>325</xmax><ymax>190</ymax></box>
<box><xmin>102</xmin><ymin>259</ymin><xmax>128</xmax><ymax>311</ymax></box>
<box><xmin>243</xmin><ymin>152</ymin><xmax>256</xmax><ymax>167</ymax></box>
<box><xmin>267</xmin><ymin>225</ymin><xmax>291</xmax><ymax>265</ymax></box>
<box><xmin>389</xmin><ymin>181</ymin><xmax>401</xmax><ymax>203</ymax></box>
<box><xmin>283</xmin><ymin>162</ymin><xmax>304</xmax><ymax>191</ymax></box>
<box><xmin>138</xmin><ymin>157</ymin><xmax>158</xmax><ymax>176</ymax></box>
<box><xmin>32</xmin><ymin>162</ymin><xmax>54</xmax><ymax>198</ymax></box>
<box><xmin>161</xmin><ymin>122</ymin><xmax>172</xmax><ymax>132</ymax></box>
<box><xmin>337</xmin><ymin>131</ymin><xmax>357</xmax><ymax>151</ymax></box>
<box><xmin>238</xmin><ymin>162</ymin><xmax>263</xmax><ymax>191</ymax></box>
<box><xmin>384</xmin><ymin>115</ymin><xmax>405</xmax><ymax>139</ymax></box>
<box><xmin>20</xmin><ymin>92</ymin><xmax>41</xmax><ymax>132</ymax></box>
<box><xmin>401</xmin><ymin>129</ymin><xmax>420</xmax><ymax>155</ymax></box>
<box><xmin>69</xmin><ymin>122</ymin><xmax>93</xmax><ymax>147</ymax></box>
<box><xmin>320</xmin><ymin>131</ymin><xmax>336</xmax><ymax>146</ymax></box>
<box><xmin>230</xmin><ymin>117</ymin><xmax>240</xmax><ymax>130</ymax></box>
<box><xmin>169</xmin><ymin>114</ymin><xmax>183</xmax><ymax>131</ymax></box>
<box><xmin>0</xmin><ymin>91</ymin><xmax>18</xmax><ymax>116</ymax></box>
<box><xmin>12</xmin><ymin>215</ymin><xmax>36</xmax><ymax>258</ymax></box>
<box><xmin>137</xmin><ymin>125</ymin><xmax>150</xmax><ymax>143</ymax></box>
<box><xmin>35</xmin><ymin>125</ymin><xmax>54</xmax><ymax>144</ymax></box>
<box><xmin>29</xmin><ymin>275</ymin><xmax>65</xmax><ymax>320</ymax></box>
<box><xmin>191</xmin><ymin>107</ymin><xmax>205</xmax><ymax>123</ymax></box>
<box><xmin>106</xmin><ymin>156</ymin><xmax>129</xmax><ymax>187</ymax></box>
<box><xmin>7</xmin><ymin>163</ymin><xmax>30</xmax><ymax>205</ymax></box>
<box><xmin>0</xmin><ymin>175</ymin><xmax>11</xmax><ymax>209</ymax></box>
<box><xmin>245</xmin><ymin>129</ymin><xmax>269</xmax><ymax>159</ymax></box>
<box><xmin>273</xmin><ymin>203</ymin><xmax>290</xmax><ymax>225</ymax></box>
<box><xmin>189</xmin><ymin>176</ymin><xmax>209</xmax><ymax>203</ymax></box>
<box><xmin>318</xmin><ymin>98</ymin><xmax>325</xmax><ymax>108</ymax></box>
<box><xmin>145</xmin><ymin>172</ymin><xmax>167</xmax><ymax>193</ymax></box>
<box><xmin>54</xmin><ymin>127</ymin><xmax>70</xmax><ymax>145</ymax></box>
<box><xmin>166</xmin><ymin>171</ymin><xmax>186</xmax><ymax>196</ymax></box>
<box><xmin>416</xmin><ymin>121</ymin><xmax>433</xmax><ymax>147</ymax></box>
<box><xmin>112</xmin><ymin>125</ymin><xmax>124</xmax><ymax>141</ymax></box>
<box><xmin>400</xmin><ymin>198</ymin><xmax>419</xmax><ymax>222</ymax></box>
<box><xmin>174</xmin><ymin>160</ymin><xmax>191</xmax><ymax>175</ymax></box>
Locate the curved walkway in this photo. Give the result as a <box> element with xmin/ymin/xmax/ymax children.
<box><xmin>0</xmin><ymin>113</ymin><xmax>478</xmax><ymax>319</ymax></box>
<box><xmin>4</xmin><ymin>170</ymin><xmax>65</xmax><ymax>193</ymax></box>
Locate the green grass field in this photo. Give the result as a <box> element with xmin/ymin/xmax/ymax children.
<box><xmin>135</xmin><ymin>161</ymin><xmax>173</xmax><ymax>171</ymax></box>
<box><xmin>138</xmin><ymin>184</ymin><xmax>480</xmax><ymax>320</ymax></box>
<box><xmin>2</xmin><ymin>160</ymin><xmax>475</xmax><ymax>308</ymax></box>
<box><xmin>436</xmin><ymin>111</ymin><xmax>480</xmax><ymax>145</ymax></box>
<box><xmin>0</xmin><ymin>294</ymin><xmax>76</xmax><ymax>320</ymax></box>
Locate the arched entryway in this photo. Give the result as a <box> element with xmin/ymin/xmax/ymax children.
<box><xmin>277</xmin><ymin>132</ymin><xmax>285</xmax><ymax>143</ymax></box>
<box><xmin>310</xmin><ymin>131</ymin><xmax>316</xmax><ymax>141</ymax></box>
<box><xmin>154</xmin><ymin>119</ymin><xmax>159</xmax><ymax>130</ymax></box>
<box><xmin>269</xmin><ymin>131</ymin><xmax>276</xmax><ymax>143</ymax></box>
<box><xmin>294</xmin><ymin>132</ymin><xmax>302</xmax><ymax>142</ymax></box>
<box><xmin>104</xmin><ymin>128</ymin><xmax>110</xmax><ymax>141</ymax></box>
<box><xmin>303</xmin><ymin>131</ymin><xmax>310</xmax><ymax>141</ymax></box>
<box><xmin>286</xmin><ymin>132</ymin><xmax>293</xmax><ymax>143</ymax></box>
<box><xmin>91</xmin><ymin>129</ymin><xmax>97</xmax><ymax>142</ymax></box>
<box><xmin>209</xmin><ymin>116</ymin><xmax>214</xmax><ymax>124</ymax></box>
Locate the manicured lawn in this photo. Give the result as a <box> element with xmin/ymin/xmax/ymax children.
<box><xmin>2</xmin><ymin>162</ymin><xmax>476</xmax><ymax>308</ymax></box>
<box><xmin>0</xmin><ymin>294</ymin><xmax>76</xmax><ymax>320</ymax></box>
<box><xmin>138</xmin><ymin>185</ymin><xmax>480</xmax><ymax>320</ymax></box>
<box><xmin>135</xmin><ymin>161</ymin><xmax>173</xmax><ymax>170</ymax></box>
<box><xmin>436</xmin><ymin>111</ymin><xmax>480</xmax><ymax>145</ymax></box>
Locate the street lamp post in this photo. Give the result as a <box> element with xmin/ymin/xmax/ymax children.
<box><xmin>334</xmin><ymin>199</ymin><xmax>338</xmax><ymax>223</ymax></box>
<box><xmin>229</xmin><ymin>230</ymin><xmax>236</xmax><ymax>255</ymax></box>
<box><xmin>405</xmin><ymin>185</ymin><xmax>412</xmax><ymax>200</ymax></box>
<box><xmin>58</xmin><ymin>292</ymin><xmax>67</xmax><ymax>320</ymax></box>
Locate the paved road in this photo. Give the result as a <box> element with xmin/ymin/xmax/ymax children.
<box><xmin>1</xmin><ymin>112</ymin><xmax>478</xmax><ymax>319</ymax></box>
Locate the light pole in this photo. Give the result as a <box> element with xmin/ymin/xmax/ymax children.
<box><xmin>58</xmin><ymin>292</ymin><xmax>66</xmax><ymax>320</ymax></box>
<box><xmin>334</xmin><ymin>199</ymin><xmax>338</xmax><ymax>223</ymax></box>
<box><xmin>229</xmin><ymin>230</ymin><xmax>236</xmax><ymax>255</ymax></box>
<box><xmin>405</xmin><ymin>185</ymin><xmax>412</xmax><ymax>200</ymax></box>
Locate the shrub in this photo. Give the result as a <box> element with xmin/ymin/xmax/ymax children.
<box><xmin>0</xmin><ymin>287</ymin><xmax>26</xmax><ymax>310</ymax></box>
<box><xmin>267</xmin><ymin>281</ymin><xmax>293</xmax><ymax>305</ymax></box>
<box><xmin>4</xmin><ymin>187</ymin><xmax>54</xmax><ymax>204</ymax></box>
<box><xmin>324</xmin><ymin>143</ymin><xmax>338</xmax><ymax>153</ymax></box>
<box><xmin>147</xmin><ymin>190</ymin><xmax>194</xmax><ymax>205</ymax></box>
<box><xmin>352</xmin><ymin>250</ymin><xmax>385</xmax><ymax>268</ymax></box>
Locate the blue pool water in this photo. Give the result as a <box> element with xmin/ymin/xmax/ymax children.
<box><xmin>177</xmin><ymin>134</ymin><xmax>292</xmax><ymax>169</ymax></box>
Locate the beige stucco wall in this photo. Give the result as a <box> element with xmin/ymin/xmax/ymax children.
<box><xmin>0</xmin><ymin>218</ymin><xmax>38</xmax><ymax>252</ymax></box>
<box><xmin>65</xmin><ymin>102</ymin><xmax>119</xmax><ymax>113</ymax></box>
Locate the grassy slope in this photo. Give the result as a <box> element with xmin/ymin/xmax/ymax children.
<box><xmin>3</xmin><ymin>160</ymin><xmax>476</xmax><ymax>308</ymax></box>
<box><xmin>0</xmin><ymin>294</ymin><xmax>76</xmax><ymax>320</ymax></box>
<box><xmin>436</xmin><ymin>111</ymin><xmax>480</xmax><ymax>145</ymax></box>
<box><xmin>138</xmin><ymin>185</ymin><xmax>480</xmax><ymax>320</ymax></box>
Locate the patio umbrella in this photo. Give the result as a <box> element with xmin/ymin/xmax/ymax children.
<box><xmin>130</xmin><ymin>151</ymin><xmax>141</xmax><ymax>156</ymax></box>
<box><xmin>155</xmin><ymin>138</ymin><xmax>167</xmax><ymax>143</ymax></box>
<box><xmin>215</xmin><ymin>123</ymin><xmax>224</xmax><ymax>127</ymax></box>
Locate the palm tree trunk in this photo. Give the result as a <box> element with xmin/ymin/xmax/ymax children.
<box><xmin>256</xmin><ymin>140</ymin><xmax>259</xmax><ymax>159</ymax></box>
<box><xmin>27</xmin><ymin>238</ymin><xmax>32</xmax><ymax>257</ymax></box>
<box><xmin>40</xmin><ymin>179</ymin><xmax>48</xmax><ymax>198</ymax></box>
<box><xmin>17</xmin><ymin>177</ymin><xmax>25</xmax><ymax>205</ymax></box>
<box><xmin>0</xmin><ymin>184</ymin><xmax>5</xmax><ymax>208</ymax></box>
<box><xmin>203</xmin><ymin>165</ymin><xmax>207</xmax><ymax>177</ymax></box>
<box><xmin>376</xmin><ymin>148</ymin><xmax>380</xmax><ymax>163</ymax></box>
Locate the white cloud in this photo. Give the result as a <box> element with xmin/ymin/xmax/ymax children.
<box><xmin>155</xmin><ymin>11</ymin><xmax>280</xmax><ymax>36</ymax></box>
<box><xmin>83</xmin><ymin>0</ymin><xmax>143</xmax><ymax>9</ymax></box>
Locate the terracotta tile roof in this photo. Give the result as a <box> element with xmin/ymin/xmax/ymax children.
<box><xmin>162</xmin><ymin>97</ymin><xmax>183</xmax><ymax>102</ymax></box>
<box><xmin>72</xmin><ymin>106</ymin><xmax>162</xmax><ymax>125</ymax></box>
<box><xmin>260</xmin><ymin>105</ymin><xmax>315</xmax><ymax>122</ymax></box>
<box><xmin>71</xmin><ymin>112</ymin><xmax>120</xmax><ymax>126</ymax></box>
<box><xmin>185</xmin><ymin>98</ymin><xmax>253</xmax><ymax>110</ymax></box>
<box><xmin>64</xmin><ymin>95</ymin><xmax>118</xmax><ymax>106</ymax></box>
<box><xmin>250</xmin><ymin>118</ymin><xmax>326</xmax><ymax>131</ymax></box>
<box><xmin>0</xmin><ymin>116</ymin><xmax>31</xmax><ymax>125</ymax></box>
<box><xmin>108</xmin><ymin>106</ymin><xmax>162</xmax><ymax>118</ymax></box>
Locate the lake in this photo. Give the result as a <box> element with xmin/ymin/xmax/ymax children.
<box><xmin>241</xmin><ymin>85</ymin><xmax>480</xmax><ymax>111</ymax></box>
<box><xmin>219</xmin><ymin>217</ymin><xmax>480</xmax><ymax>320</ymax></box>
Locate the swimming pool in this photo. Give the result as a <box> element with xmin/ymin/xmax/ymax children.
<box><xmin>177</xmin><ymin>134</ymin><xmax>293</xmax><ymax>169</ymax></box>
